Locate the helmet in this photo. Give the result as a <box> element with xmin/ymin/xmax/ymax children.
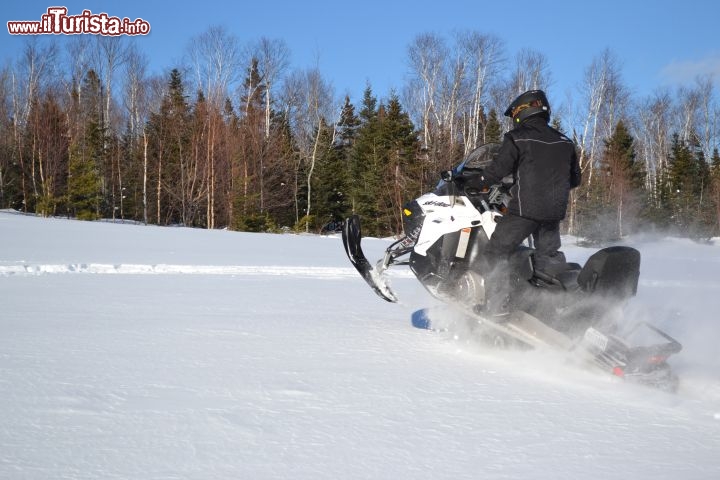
<box><xmin>504</xmin><ymin>89</ymin><xmax>550</xmax><ymax>123</ymax></box>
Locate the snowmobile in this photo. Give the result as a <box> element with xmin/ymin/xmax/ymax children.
<box><xmin>342</xmin><ymin>143</ymin><xmax>682</xmax><ymax>392</ymax></box>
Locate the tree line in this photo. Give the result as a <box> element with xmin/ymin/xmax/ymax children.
<box><xmin>1</xmin><ymin>28</ymin><xmax>719</xmax><ymax>240</ymax></box>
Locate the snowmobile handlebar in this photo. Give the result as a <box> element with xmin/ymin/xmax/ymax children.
<box><xmin>436</xmin><ymin>167</ymin><xmax>512</xmax><ymax>213</ymax></box>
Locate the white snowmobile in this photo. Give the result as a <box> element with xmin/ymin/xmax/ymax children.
<box><xmin>342</xmin><ymin>143</ymin><xmax>682</xmax><ymax>392</ymax></box>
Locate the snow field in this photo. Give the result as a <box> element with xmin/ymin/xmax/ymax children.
<box><xmin>1</xmin><ymin>211</ymin><xmax>719</xmax><ymax>479</ymax></box>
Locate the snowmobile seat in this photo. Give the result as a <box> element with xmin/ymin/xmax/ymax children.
<box><xmin>532</xmin><ymin>261</ymin><xmax>582</xmax><ymax>291</ymax></box>
<box><xmin>577</xmin><ymin>246</ymin><xmax>640</xmax><ymax>298</ymax></box>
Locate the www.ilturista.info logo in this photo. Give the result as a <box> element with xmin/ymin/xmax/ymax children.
<box><xmin>7</xmin><ymin>7</ymin><xmax>150</xmax><ymax>36</ymax></box>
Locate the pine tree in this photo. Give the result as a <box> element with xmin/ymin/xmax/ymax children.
<box><xmin>693</xmin><ymin>148</ymin><xmax>714</xmax><ymax>238</ymax></box>
<box><xmin>337</xmin><ymin>95</ymin><xmax>360</xmax><ymax>147</ymax></box>
<box><xmin>67</xmin><ymin>70</ymin><xmax>105</xmax><ymax>220</ymax></box>
<box><xmin>350</xmin><ymin>89</ymin><xmax>419</xmax><ymax>236</ymax></box>
<box><xmin>603</xmin><ymin>120</ymin><xmax>644</xmax><ymax>236</ymax></box>
<box><xmin>350</xmin><ymin>86</ymin><xmax>383</xmax><ymax>235</ymax></box>
<box><xmin>309</xmin><ymin>120</ymin><xmax>348</xmax><ymax>232</ymax></box>
<box><xmin>576</xmin><ymin>120</ymin><xmax>644</xmax><ymax>241</ymax></box>
<box><xmin>663</xmin><ymin>134</ymin><xmax>712</xmax><ymax>236</ymax></box>
<box><xmin>380</xmin><ymin>93</ymin><xmax>420</xmax><ymax>233</ymax></box>
<box><xmin>232</xmin><ymin>58</ymin><xmax>269</xmax><ymax>231</ymax></box>
<box><xmin>146</xmin><ymin>68</ymin><xmax>190</xmax><ymax>225</ymax></box>
<box><xmin>310</xmin><ymin>95</ymin><xmax>359</xmax><ymax>232</ymax></box>
<box><xmin>484</xmin><ymin>109</ymin><xmax>502</xmax><ymax>144</ymax></box>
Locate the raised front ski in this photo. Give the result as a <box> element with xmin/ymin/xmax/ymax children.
<box><xmin>341</xmin><ymin>215</ymin><xmax>400</xmax><ymax>303</ymax></box>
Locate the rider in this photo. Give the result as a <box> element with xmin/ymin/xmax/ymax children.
<box><xmin>465</xmin><ymin>89</ymin><xmax>582</xmax><ymax>316</ymax></box>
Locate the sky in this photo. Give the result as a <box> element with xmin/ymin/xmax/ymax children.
<box><xmin>2</xmin><ymin>210</ymin><xmax>720</xmax><ymax>478</ymax></box>
<box><xmin>3</xmin><ymin>0</ymin><xmax>720</xmax><ymax>107</ymax></box>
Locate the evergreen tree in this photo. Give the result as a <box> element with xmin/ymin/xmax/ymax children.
<box><xmin>240</xmin><ymin>58</ymin><xmax>266</xmax><ymax>116</ymax></box>
<box><xmin>379</xmin><ymin>93</ymin><xmax>420</xmax><ymax>234</ymax></box>
<box><xmin>67</xmin><ymin>70</ymin><xmax>105</xmax><ymax>220</ymax></box>
<box><xmin>603</xmin><ymin>120</ymin><xmax>645</xmax><ymax>236</ymax></box>
<box><xmin>662</xmin><ymin>134</ymin><xmax>713</xmax><ymax>236</ymax></box>
<box><xmin>309</xmin><ymin>119</ymin><xmax>348</xmax><ymax>232</ymax></box>
<box><xmin>358</xmin><ymin>84</ymin><xmax>378</xmax><ymax>123</ymax></box>
<box><xmin>310</xmin><ymin>95</ymin><xmax>359</xmax><ymax>232</ymax></box>
<box><xmin>146</xmin><ymin>68</ymin><xmax>191</xmax><ymax>225</ymax></box>
<box><xmin>576</xmin><ymin>120</ymin><xmax>644</xmax><ymax>241</ymax></box>
<box><xmin>350</xmin><ymin>89</ymin><xmax>419</xmax><ymax>236</ymax></box>
<box><xmin>693</xmin><ymin>148</ymin><xmax>714</xmax><ymax>238</ymax></box>
<box><xmin>232</xmin><ymin>58</ymin><xmax>270</xmax><ymax>231</ymax></box>
<box><xmin>350</xmin><ymin>86</ymin><xmax>383</xmax><ymax>234</ymax></box>
<box><xmin>337</xmin><ymin>95</ymin><xmax>360</xmax><ymax>147</ymax></box>
<box><xmin>484</xmin><ymin>109</ymin><xmax>502</xmax><ymax>144</ymax></box>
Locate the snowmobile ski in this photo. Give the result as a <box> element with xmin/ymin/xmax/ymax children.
<box><xmin>342</xmin><ymin>215</ymin><xmax>398</xmax><ymax>303</ymax></box>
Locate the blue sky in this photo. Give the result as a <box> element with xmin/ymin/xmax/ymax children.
<box><xmin>3</xmin><ymin>0</ymin><xmax>720</xmax><ymax>106</ymax></box>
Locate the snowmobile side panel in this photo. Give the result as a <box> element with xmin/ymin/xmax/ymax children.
<box><xmin>503</xmin><ymin>310</ymin><xmax>575</xmax><ymax>350</ymax></box>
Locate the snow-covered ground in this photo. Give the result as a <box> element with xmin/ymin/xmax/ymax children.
<box><xmin>2</xmin><ymin>210</ymin><xmax>719</xmax><ymax>479</ymax></box>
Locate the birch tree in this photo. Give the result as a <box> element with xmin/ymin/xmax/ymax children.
<box><xmin>253</xmin><ymin>37</ymin><xmax>290</xmax><ymax>139</ymax></box>
<box><xmin>187</xmin><ymin>26</ymin><xmax>241</xmax><ymax>228</ymax></box>
<box><xmin>123</xmin><ymin>44</ymin><xmax>149</xmax><ymax>222</ymax></box>
<box><xmin>456</xmin><ymin>31</ymin><xmax>504</xmax><ymax>152</ymax></box>
<box><xmin>12</xmin><ymin>40</ymin><xmax>58</xmax><ymax>211</ymax></box>
<box><xmin>0</xmin><ymin>67</ymin><xmax>11</xmax><ymax>208</ymax></box>
<box><xmin>93</xmin><ymin>36</ymin><xmax>125</xmax><ymax>135</ymax></box>
<box><xmin>694</xmin><ymin>75</ymin><xmax>716</xmax><ymax>159</ymax></box>
<box><xmin>508</xmin><ymin>48</ymin><xmax>551</xmax><ymax>96</ymax></box>
<box><xmin>635</xmin><ymin>90</ymin><xmax>672</xmax><ymax>198</ymax></box>
<box><xmin>282</xmin><ymin>67</ymin><xmax>335</xmax><ymax>230</ymax></box>
<box><xmin>407</xmin><ymin>33</ymin><xmax>447</xmax><ymax>149</ymax></box>
<box><xmin>576</xmin><ymin>49</ymin><xmax>624</xmax><ymax>187</ymax></box>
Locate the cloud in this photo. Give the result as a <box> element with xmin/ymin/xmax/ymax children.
<box><xmin>659</xmin><ymin>53</ymin><xmax>720</xmax><ymax>85</ymax></box>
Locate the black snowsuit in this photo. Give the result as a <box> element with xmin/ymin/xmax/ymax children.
<box><xmin>468</xmin><ymin>115</ymin><xmax>581</xmax><ymax>314</ymax></box>
<box><xmin>485</xmin><ymin>115</ymin><xmax>581</xmax><ymax>223</ymax></box>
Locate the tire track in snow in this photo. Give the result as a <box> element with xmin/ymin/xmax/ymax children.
<box><xmin>0</xmin><ymin>263</ymin><xmax>414</xmax><ymax>279</ymax></box>
<box><xmin>1</xmin><ymin>263</ymin><xmax>717</xmax><ymax>287</ymax></box>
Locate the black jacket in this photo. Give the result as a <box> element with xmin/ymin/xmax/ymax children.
<box><xmin>483</xmin><ymin>116</ymin><xmax>581</xmax><ymax>221</ymax></box>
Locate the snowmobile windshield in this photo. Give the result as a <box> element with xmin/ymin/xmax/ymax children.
<box><xmin>456</xmin><ymin>143</ymin><xmax>501</xmax><ymax>173</ymax></box>
<box><xmin>434</xmin><ymin>143</ymin><xmax>502</xmax><ymax>193</ymax></box>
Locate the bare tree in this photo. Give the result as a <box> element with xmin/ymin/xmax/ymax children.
<box><xmin>576</xmin><ymin>49</ymin><xmax>623</xmax><ymax>187</ymax></box>
<box><xmin>566</xmin><ymin>50</ymin><xmax>625</xmax><ymax>234</ymax></box>
<box><xmin>93</xmin><ymin>36</ymin><xmax>126</xmax><ymax>135</ymax></box>
<box><xmin>282</xmin><ymin>67</ymin><xmax>336</xmax><ymax>230</ymax></box>
<box><xmin>0</xmin><ymin>66</ymin><xmax>11</xmax><ymax>207</ymax></box>
<box><xmin>29</xmin><ymin>90</ymin><xmax>68</xmax><ymax>216</ymax></box>
<box><xmin>694</xmin><ymin>75</ymin><xmax>716</xmax><ymax>159</ymax></box>
<box><xmin>456</xmin><ymin>31</ymin><xmax>504</xmax><ymax>152</ymax></box>
<box><xmin>509</xmin><ymin>48</ymin><xmax>551</xmax><ymax>96</ymax></box>
<box><xmin>187</xmin><ymin>25</ymin><xmax>242</xmax><ymax>228</ymax></box>
<box><xmin>252</xmin><ymin>37</ymin><xmax>290</xmax><ymax>139</ymax></box>
<box><xmin>188</xmin><ymin>26</ymin><xmax>241</xmax><ymax>106</ymax></box>
<box><xmin>11</xmin><ymin>39</ymin><xmax>58</xmax><ymax>211</ymax></box>
<box><xmin>407</xmin><ymin>33</ymin><xmax>447</xmax><ymax>149</ymax></box>
<box><xmin>634</xmin><ymin>90</ymin><xmax>672</xmax><ymax>195</ymax></box>
<box><xmin>123</xmin><ymin>43</ymin><xmax>150</xmax><ymax>222</ymax></box>
<box><xmin>674</xmin><ymin>77</ymin><xmax>717</xmax><ymax>156</ymax></box>
<box><xmin>241</xmin><ymin>38</ymin><xmax>291</xmax><ymax>217</ymax></box>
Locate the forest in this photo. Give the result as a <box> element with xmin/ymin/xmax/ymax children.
<box><xmin>1</xmin><ymin>27</ymin><xmax>719</xmax><ymax>241</ymax></box>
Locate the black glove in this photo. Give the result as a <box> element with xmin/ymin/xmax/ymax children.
<box><xmin>464</xmin><ymin>175</ymin><xmax>492</xmax><ymax>196</ymax></box>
